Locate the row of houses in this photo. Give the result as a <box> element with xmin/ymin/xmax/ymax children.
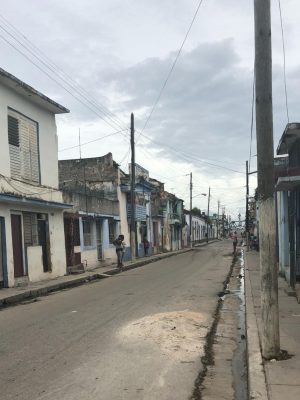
<box><xmin>0</xmin><ymin>68</ymin><xmax>216</xmax><ymax>288</ymax></box>
<box><xmin>248</xmin><ymin>123</ymin><xmax>300</xmax><ymax>293</ymax></box>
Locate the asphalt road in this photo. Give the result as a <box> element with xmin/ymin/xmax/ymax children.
<box><xmin>0</xmin><ymin>241</ymin><xmax>232</xmax><ymax>400</ymax></box>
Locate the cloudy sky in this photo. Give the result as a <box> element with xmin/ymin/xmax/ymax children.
<box><xmin>1</xmin><ymin>0</ymin><xmax>299</xmax><ymax>220</ymax></box>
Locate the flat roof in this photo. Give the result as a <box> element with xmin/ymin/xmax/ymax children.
<box><xmin>0</xmin><ymin>67</ymin><xmax>69</xmax><ymax>114</ymax></box>
<box><xmin>276</xmin><ymin>176</ymin><xmax>300</xmax><ymax>191</ymax></box>
<box><xmin>277</xmin><ymin>123</ymin><xmax>300</xmax><ymax>155</ymax></box>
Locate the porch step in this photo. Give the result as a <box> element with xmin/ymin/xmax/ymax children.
<box><xmin>67</xmin><ymin>264</ymin><xmax>85</xmax><ymax>275</ymax></box>
<box><xmin>14</xmin><ymin>276</ymin><xmax>29</xmax><ymax>288</ymax></box>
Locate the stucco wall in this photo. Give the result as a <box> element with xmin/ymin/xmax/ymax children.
<box><xmin>0</xmin><ymin>205</ymin><xmax>67</xmax><ymax>287</ymax></box>
<box><xmin>0</xmin><ymin>83</ymin><xmax>60</xmax><ymax>189</ymax></box>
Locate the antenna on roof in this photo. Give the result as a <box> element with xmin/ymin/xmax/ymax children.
<box><xmin>79</xmin><ymin>128</ymin><xmax>82</xmax><ymax>159</ymax></box>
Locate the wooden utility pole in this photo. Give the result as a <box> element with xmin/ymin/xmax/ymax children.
<box><xmin>206</xmin><ymin>187</ymin><xmax>211</xmax><ymax>243</ymax></box>
<box><xmin>189</xmin><ymin>172</ymin><xmax>193</xmax><ymax>248</ymax></box>
<box><xmin>254</xmin><ymin>0</ymin><xmax>280</xmax><ymax>358</ymax></box>
<box><xmin>130</xmin><ymin>113</ymin><xmax>136</xmax><ymax>261</ymax></box>
<box><xmin>246</xmin><ymin>160</ymin><xmax>250</xmax><ymax>251</ymax></box>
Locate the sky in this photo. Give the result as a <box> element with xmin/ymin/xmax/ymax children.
<box><xmin>1</xmin><ymin>0</ymin><xmax>299</xmax><ymax>221</ymax></box>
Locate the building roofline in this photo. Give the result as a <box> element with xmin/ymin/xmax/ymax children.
<box><xmin>0</xmin><ymin>67</ymin><xmax>69</xmax><ymax>114</ymax></box>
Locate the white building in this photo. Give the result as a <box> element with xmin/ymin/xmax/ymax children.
<box><xmin>184</xmin><ymin>211</ymin><xmax>216</xmax><ymax>246</ymax></box>
<box><xmin>0</xmin><ymin>68</ymin><xmax>70</xmax><ymax>288</ymax></box>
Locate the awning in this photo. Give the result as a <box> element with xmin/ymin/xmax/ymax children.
<box><xmin>0</xmin><ymin>193</ymin><xmax>72</xmax><ymax>210</ymax></box>
<box><xmin>275</xmin><ymin>176</ymin><xmax>300</xmax><ymax>191</ymax></box>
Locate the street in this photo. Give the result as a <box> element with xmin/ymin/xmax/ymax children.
<box><xmin>0</xmin><ymin>241</ymin><xmax>235</xmax><ymax>400</ymax></box>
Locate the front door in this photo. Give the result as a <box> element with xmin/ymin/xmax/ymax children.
<box><xmin>11</xmin><ymin>214</ymin><xmax>24</xmax><ymax>278</ymax></box>
<box><xmin>38</xmin><ymin>218</ymin><xmax>51</xmax><ymax>272</ymax></box>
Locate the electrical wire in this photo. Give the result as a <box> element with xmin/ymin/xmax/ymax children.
<box><xmin>59</xmin><ymin>129</ymin><xmax>128</xmax><ymax>152</ymax></box>
<box><xmin>137</xmin><ymin>132</ymin><xmax>244</xmax><ymax>174</ymax></box>
<box><xmin>0</xmin><ymin>15</ymin><xmax>127</xmax><ymax>132</ymax></box>
<box><xmin>137</xmin><ymin>0</ymin><xmax>205</xmax><ymax>139</ymax></box>
<box><xmin>0</xmin><ymin>24</ymin><xmax>128</xmax><ymax>137</ymax></box>
<box><xmin>278</xmin><ymin>0</ymin><xmax>290</xmax><ymax>124</ymax></box>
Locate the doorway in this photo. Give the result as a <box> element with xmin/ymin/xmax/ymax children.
<box><xmin>96</xmin><ymin>219</ymin><xmax>103</xmax><ymax>260</ymax></box>
<box><xmin>37</xmin><ymin>214</ymin><xmax>51</xmax><ymax>272</ymax></box>
<box><xmin>0</xmin><ymin>217</ymin><xmax>8</xmax><ymax>288</ymax></box>
<box><xmin>11</xmin><ymin>214</ymin><xmax>25</xmax><ymax>278</ymax></box>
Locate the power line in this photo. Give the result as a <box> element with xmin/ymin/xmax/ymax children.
<box><xmin>137</xmin><ymin>0</ymin><xmax>205</xmax><ymax>139</ymax></box>
<box><xmin>0</xmin><ymin>15</ymin><xmax>127</xmax><ymax>132</ymax></box>
<box><xmin>59</xmin><ymin>129</ymin><xmax>128</xmax><ymax>152</ymax></box>
<box><xmin>137</xmin><ymin>132</ymin><xmax>244</xmax><ymax>174</ymax></box>
<box><xmin>278</xmin><ymin>0</ymin><xmax>290</xmax><ymax>123</ymax></box>
<box><xmin>0</xmin><ymin>21</ymin><xmax>128</xmax><ymax>136</ymax></box>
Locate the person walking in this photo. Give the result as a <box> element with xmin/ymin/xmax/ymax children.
<box><xmin>113</xmin><ymin>234</ymin><xmax>125</xmax><ymax>270</ymax></box>
<box><xmin>232</xmin><ymin>231</ymin><xmax>238</xmax><ymax>255</ymax></box>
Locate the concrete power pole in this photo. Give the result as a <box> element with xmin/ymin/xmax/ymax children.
<box><xmin>206</xmin><ymin>187</ymin><xmax>211</xmax><ymax>243</ymax></box>
<box><xmin>130</xmin><ymin>113</ymin><xmax>136</xmax><ymax>261</ymax></box>
<box><xmin>254</xmin><ymin>0</ymin><xmax>280</xmax><ymax>358</ymax></box>
<box><xmin>189</xmin><ymin>172</ymin><xmax>193</xmax><ymax>248</ymax></box>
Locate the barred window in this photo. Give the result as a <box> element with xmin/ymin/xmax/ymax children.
<box><xmin>82</xmin><ymin>219</ymin><xmax>93</xmax><ymax>247</ymax></box>
<box><xmin>108</xmin><ymin>219</ymin><xmax>115</xmax><ymax>244</ymax></box>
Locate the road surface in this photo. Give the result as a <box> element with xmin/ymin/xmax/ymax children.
<box><xmin>0</xmin><ymin>241</ymin><xmax>232</xmax><ymax>400</ymax></box>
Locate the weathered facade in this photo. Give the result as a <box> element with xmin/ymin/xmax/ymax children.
<box><xmin>276</xmin><ymin>123</ymin><xmax>300</xmax><ymax>289</ymax></box>
<box><xmin>183</xmin><ymin>210</ymin><xmax>216</xmax><ymax>246</ymax></box>
<box><xmin>120</xmin><ymin>164</ymin><xmax>153</xmax><ymax>259</ymax></box>
<box><xmin>59</xmin><ymin>153</ymin><xmax>121</xmax><ymax>270</ymax></box>
<box><xmin>0</xmin><ymin>68</ymin><xmax>70</xmax><ymax>288</ymax></box>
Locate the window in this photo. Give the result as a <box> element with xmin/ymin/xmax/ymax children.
<box><xmin>8</xmin><ymin>109</ymin><xmax>40</xmax><ymax>184</ymax></box>
<box><xmin>23</xmin><ymin>213</ymin><xmax>38</xmax><ymax>247</ymax></box>
<box><xmin>108</xmin><ymin>219</ymin><xmax>115</xmax><ymax>244</ymax></box>
<box><xmin>82</xmin><ymin>219</ymin><xmax>93</xmax><ymax>247</ymax></box>
<box><xmin>8</xmin><ymin>116</ymin><xmax>19</xmax><ymax>147</ymax></box>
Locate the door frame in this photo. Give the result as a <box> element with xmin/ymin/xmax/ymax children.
<box><xmin>0</xmin><ymin>217</ymin><xmax>8</xmax><ymax>288</ymax></box>
<box><xmin>11</xmin><ymin>212</ymin><xmax>26</xmax><ymax>277</ymax></box>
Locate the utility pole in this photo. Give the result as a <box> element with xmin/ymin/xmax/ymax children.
<box><xmin>189</xmin><ymin>172</ymin><xmax>193</xmax><ymax>248</ymax></box>
<box><xmin>206</xmin><ymin>187</ymin><xmax>211</xmax><ymax>243</ymax></box>
<box><xmin>254</xmin><ymin>0</ymin><xmax>280</xmax><ymax>358</ymax></box>
<box><xmin>246</xmin><ymin>160</ymin><xmax>250</xmax><ymax>251</ymax></box>
<box><xmin>217</xmin><ymin>200</ymin><xmax>220</xmax><ymax>239</ymax></box>
<box><xmin>130</xmin><ymin>113</ymin><xmax>136</xmax><ymax>261</ymax></box>
<box><xmin>222</xmin><ymin>207</ymin><xmax>225</xmax><ymax>238</ymax></box>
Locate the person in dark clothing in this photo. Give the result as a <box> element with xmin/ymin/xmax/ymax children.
<box><xmin>113</xmin><ymin>234</ymin><xmax>125</xmax><ymax>269</ymax></box>
<box><xmin>232</xmin><ymin>231</ymin><xmax>238</xmax><ymax>255</ymax></box>
<box><xmin>143</xmin><ymin>236</ymin><xmax>150</xmax><ymax>256</ymax></box>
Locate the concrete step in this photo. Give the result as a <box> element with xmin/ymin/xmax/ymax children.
<box><xmin>67</xmin><ymin>264</ymin><xmax>85</xmax><ymax>275</ymax></box>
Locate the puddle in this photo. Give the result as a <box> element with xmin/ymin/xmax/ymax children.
<box><xmin>232</xmin><ymin>250</ymin><xmax>248</xmax><ymax>400</ymax></box>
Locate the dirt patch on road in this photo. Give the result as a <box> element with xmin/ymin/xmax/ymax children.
<box><xmin>119</xmin><ymin>310</ymin><xmax>209</xmax><ymax>361</ymax></box>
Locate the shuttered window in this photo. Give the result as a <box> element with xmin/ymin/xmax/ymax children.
<box><xmin>8</xmin><ymin>109</ymin><xmax>40</xmax><ymax>184</ymax></box>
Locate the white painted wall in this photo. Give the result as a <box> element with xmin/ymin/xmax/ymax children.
<box><xmin>0</xmin><ymin>79</ymin><xmax>67</xmax><ymax>286</ymax></box>
<box><xmin>0</xmin><ymin>83</ymin><xmax>61</xmax><ymax>190</ymax></box>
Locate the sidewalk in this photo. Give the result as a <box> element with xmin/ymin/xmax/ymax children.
<box><xmin>0</xmin><ymin>241</ymin><xmax>217</xmax><ymax>308</ymax></box>
<box><xmin>245</xmin><ymin>250</ymin><xmax>300</xmax><ymax>400</ymax></box>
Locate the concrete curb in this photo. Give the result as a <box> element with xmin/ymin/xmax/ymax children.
<box><xmin>244</xmin><ymin>252</ymin><xmax>269</xmax><ymax>400</ymax></box>
<box><xmin>0</xmin><ymin>247</ymin><xmax>196</xmax><ymax>309</ymax></box>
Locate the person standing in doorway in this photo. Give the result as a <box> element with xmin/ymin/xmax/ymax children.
<box><xmin>113</xmin><ymin>234</ymin><xmax>125</xmax><ymax>270</ymax></box>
